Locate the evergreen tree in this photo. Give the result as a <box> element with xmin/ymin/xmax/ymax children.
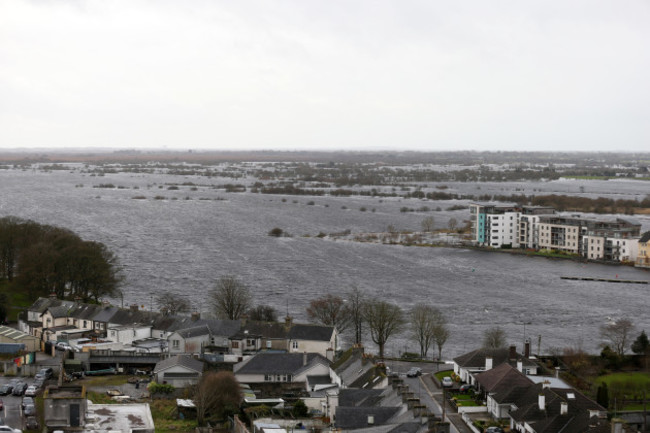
<box><xmin>632</xmin><ymin>330</ymin><xmax>650</xmax><ymax>355</ymax></box>
<box><xmin>596</xmin><ymin>382</ymin><xmax>609</xmax><ymax>409</ymax></box>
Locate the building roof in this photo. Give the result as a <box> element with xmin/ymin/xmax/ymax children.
<box><xmin>509</xmin><ymin>382</ymin><xmax>608</xmax><ymax>433</ymax></box>
<box><xmin>172</xmin><ymin>325</ymin><xmax>210</xmax><ymax>339</ymax></box>
<box><xmin>235</xmin><ymin>352</ymin><xmax>329</xmax><ymax>376</ymax></box>
<box><xmin>335</xmin><ymin>407</ymin><xmax>400</xmax><ymax>429</ymax></box>
<box><xmin>640</xmin><ymin>231</ymin><xmax>650</xmax><ymax>243</ymax></box>
<box><xmin>85</xmin><ymin>402</ymin><xmax>155</xmax><ymax>433</ymax></box>
<box><xmin>68</xmin><ymin>304</ymin><xmax>103</xmax><ymax>321</ymax></box>
<box><xmin>288</xmin><ymin>324</ymin><xmax>334</xmax><ymax>341</ymax></box>
<box><xmin>453</xmin><ymin>347</ymin><xmax>513</xmax><ymax>368</ymax></box>
<box><xmin>475</xmin><ymin>363</ymin><xmax>534</xmax><ymax>402</ymax></box>
<box><xmin>236</xmin><ymin>321</ymin><xmax>288</xmax><ymax>340</ymax></box>
<box><xmin>154</xmin><ymin>355</ymin><xmax>204</xmax><ymax>374</ymax></box>
<box><xmin>28</xmin><ymin>297</ymin><xmax>74</xmax><ymax>314</ymax></box>
<box><xmin>0</xmin><ymin>325</ymin><xmax>38</xmax><ymax>341</ymax></box>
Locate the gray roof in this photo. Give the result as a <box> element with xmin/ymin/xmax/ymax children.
<box><xmin>92</xmin><ymin>305</ymin><xmax>120</xmax><ymax>323</ymax></box>
<box><xmin>45</xmin><ymin>305</ymin><xmax>73</xmax><ymax>319</ymax></box>
<box><xmin>28</xmin><ymin>297</ymin><xmax>74</xmax><ymax>314</ymax></box>
<box><xmin>154</xmin><ymin>355</ymin><xmax>204</xmax><ymax>374</ymax></box>
<box><xmin>68</xmin><ymin>304</ymin><xmax>102</xmax><ymax>320</ymax></box>
<box><xmin>173</xmin><ymin>325</ymin><xmax>210</xmax><ymax>339</ymax></box>
<box><xmin>640</xmin><ymin>231</ymin><xmax>650</xmax><ymax>243</ymax></box>
<box><xmin>235</xmin><ymin>352</ymin><xmax>329</xmax><ymax>375</ymax></box>
<box><xmin>288</xmin><ymin>324</ymin><xmax>334</xmax><ymax>341</ymax></box>
<box><xmin>335</xmin><ymin>407</ymin><xmax>400</xmax><ymax>429</ymax></box>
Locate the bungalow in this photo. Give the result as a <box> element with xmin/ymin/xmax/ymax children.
<box><xmin>234</xmin><ymin>352</ymin><xmax>331</xmax><ymax>390</ymax></box>
<box><xmin>508</xmin><ymin>382</ymin><xmax>608</xmax><ymax>433</ymax></box>
<box><xmin>153</xmin><ymin>355</ymin><xmax>204</xmax><ymax>388</ymax></box>
<box><xmin>168</xmin><ymin>325</ymin><xmax>211</xmax><ymax>355</ymax></box>
<box><xmin>287</xmin><ymin>323</ymin><xmax>337</xmax><ymax>357</ymax></box>
<box><xmin>453</xmin><ymin>345</ymin><xmax>538</xmax><ymax>385</ymax></box>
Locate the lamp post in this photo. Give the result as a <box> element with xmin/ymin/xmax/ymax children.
<box><xmin>522</xmin><ymin>321</ymin><xmax>532</xmax><ymax>349</ymax></box>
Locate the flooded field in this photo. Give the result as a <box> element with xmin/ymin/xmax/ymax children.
<box><xmin>1</xmin><ymin>167</ymin><xmax>649</xmax><ymax>358</ymax></box>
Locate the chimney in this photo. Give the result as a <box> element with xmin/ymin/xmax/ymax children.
<box><xmin>560</xmin><ymin>401</ymin><xmax>568</xmax><ymax>415</ymax></box>
<box><xmin>49</xmin><ymin>292</ymin><xmax>57</xmax><ymax>300</ymax></box>
<box><xmin>555</xmin><ymin>367</ymin><xmax>561</xmax><ymax>378</ymax></box>
<box><xmin>509</xmin><ymin>345</ymin><xmax>517</xmax><ymax>360</ymax></box>
<box><xmin>538</xmin><ymin>394</ymin><xmax>545</xmax><ymax>410</ymax></box>
<box><xmin>191</xmin><ymin>312</ymin><xmax>200</xmax><ymax>322</ymax></box>
<box><xmin>326</xmin><ymin>347</ymin><xmax>334</xmax><ymax>362</ymax></box>
<box><xmin>485</xmin><ymin>356</ymin><xmax>493</xmax><ymax>370</ymax></box>
<box><xmin>130</xmin><ymin>304</ymin><xmax>138</xmax><ymax>312</ymax></box>
<box><xmin>543</xmin><ymin>380</ymin><xmax>551</xmax><ymax>389</ymax></box>
<box><xmin>367</xmin><ymin>415</ymin><xmax>374</xmax><ymax>425</ymax></box>
<box><xmin>241</xmin><ymin>313</ymin><xmax>248</xmax><ymax>326</ymax></box>
<box><xmin>525</xmin><ymin>339</ymin><xmax>531</xmax><ymax>358</ymax></box>
<box><xmin>101</xmin><ymin>299</ymin><xmax>110</xmax><ymax>307</ymax></box>
<box><xmin>303</xmin><ymin>351</ymin><xmax>308</xmax><ymax>366</ymax></box>
<box><xmin>284</xmin><ymin>315</ymin><xmax>293</xmax><ymax>330</ymax></box>
<box><xmin>517</xmin><ymin>360</ymin><xmax>523</xmax><ymax>373</ymax></box>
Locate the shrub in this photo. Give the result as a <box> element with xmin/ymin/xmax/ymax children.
<box><xmin>269</xmin><ymin>227</ymin><xmax>284</xmax><ymax>237</ymax></box>
<box><xmin>148</xmin><ymin>381</ymin><xmax>175</xmax><ymax>395</ymax></box>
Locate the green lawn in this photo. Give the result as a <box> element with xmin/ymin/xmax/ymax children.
<box><xmin>594</xmin><ymin>372</ymin><xmax>650</xmax><ymax>388</ymax></box>
<box><xmin>434</xmin><ymin>370</ymin><xmax>453</xmax><ymax>381</ymax></box>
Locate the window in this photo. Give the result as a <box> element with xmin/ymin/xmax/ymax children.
<box><xmin>247</xmin><ymin>338</ymin><xmax>256</xmax><ymax>347</ymax></box>
<box><xmin>292</xmin><ymin>341</ymin><xmax>299</xmax><ymax>349</ymax></box>
<box><xmin>83</xmin><ymin>321</ymin><xmax>87</xmax><ymax>328</ymax></box>
<box><xmin>172</xmin><ymin>340</ymin><xmax>180</xmax><ymax>349</ymax></box>
<box><xmin>266</xmin><ymin>341</ymin><xmax>272</xmax><ymax>348</ymax></box>
<box><xmin>232</xmin><ymin>341</ymin><xmax>239</xmax><ymax>349</ymax></box>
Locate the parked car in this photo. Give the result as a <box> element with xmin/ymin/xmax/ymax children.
<box><xmin>0</xmin><ymin>398</ymin><xmax>3</xmax><ymax>410</ymax></box>
<box><xmin>0</xmin><ymin>385</ymin><xmax>12</xmax><ymax>396</ymax></box>
<box><xmin>33</xmin><ymin>377</ymin><xmax>45</xmax><ymax>389</ymax></box>
<box><xmin>485</xmin><ymin>427</ymin><xmax>505</xmax><ymax>433</ymax></box>
<box><xmin>441</xmin><ymin>377</ymin><xmax>453</xmax><ymax>387</ymax></box>
<box><xmin>406</xmin><ymin>367</ymin><xmax>422</xmax><ymax>377</ymax></box>
<box><xmin>55</xmin><ymin>342</ymin><xmax>71</xmax><ymax>351</ymax></box>
<box><xmin>35</xmin><ymin>367</ymin><xmax>53</xmax><ymax>380</ymax></box>
<box><xmin>21</xmin><ymin>397</ymin><xmax>34</xmax><ymax>410</ymax></box>
<box><xmin>0</xmin><ymin>426</ymin><xmax>21</xmax><ymax>433</ymax></box>
<box><xmin>11</xmin><ymin>383</ymin><xmax>27</xmax><ymax>396</ymax></box>
<box><xmin>24</xmin><ymin>386</ymin><xmax>38</xmax><ymax>397</ymax></box>
<box><xmin>22</xmin><ymin>405</ymin><xmax>36</xmax><ymax>417</ymax></box>
<box><xmin>24</xmin><ymin>416</ymin><xmax>39</xmax><ymax>431</ymax></box>
<box><xmin>459</xmin><ymin>384</ymin><xmax>474</xmax><ymax>393</ymax></box>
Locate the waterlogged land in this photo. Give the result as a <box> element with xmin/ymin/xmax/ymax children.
<box><xmin>0</xmin><ymin>157</ymin><xmax>649</xmax><ymax>358</ymax></box>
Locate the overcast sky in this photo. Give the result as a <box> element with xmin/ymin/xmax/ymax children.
<box><xmin>1</xmin><ymin>1</ymin><xmax>648</xmax><ymax>152</ymax></box>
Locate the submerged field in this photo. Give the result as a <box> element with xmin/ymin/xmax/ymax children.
<box><xmin>1</xmin><ymin>164</ymin><xmax>649</xmax><ymax>358</ymax></box>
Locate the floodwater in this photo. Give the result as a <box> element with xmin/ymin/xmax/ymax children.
<box><xmin>1</xmin><ymin>168</ymin><xmax>649</xmax><ymax>358</ymax></box>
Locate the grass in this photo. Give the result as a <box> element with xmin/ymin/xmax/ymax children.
<box><xmin>81</xmin><ymin>374</ymin><xmax>131</xmax><ymax>387</ymax></box>
<box><xmin>434</xmin><ymin>370</ymin><xmax>453</xmax><ymax>381</ymax></box>
<box><xmin>593</xmin><ymin>372</ymin><xmax>650</xmax><ymax>388</ymax></box>
<box><xmin>149</xmin><ymin>398</ymin><xmax>197</xmax><ymax>433</ymax></box>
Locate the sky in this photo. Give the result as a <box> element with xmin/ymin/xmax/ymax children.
<box><xmin>1</xmin><ymin>0</ymin><xmax>649</xmax><ymax>152</ymax></box>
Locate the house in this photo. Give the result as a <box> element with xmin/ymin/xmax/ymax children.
<box><xmin>334</xmin><ymin>386</ymin><xmax>428</xmax><ymax>432</ymax></box>
<box><xmin>636</xmin><ymin>231</ymin><xmax>650</xmax><ymax>268</ymax></box>
<box><xmin>508</xmin><ymin>382</ymin><xmax>609</xmax><ymax>433</ymax></box>
<box><xmin>331</xmin><ymin>346</ymin><xmax>387</xmax><ymax>389</ymax></box>
<box><xmin>287</xmin><ymin>323</ymin><xmax>337</xmax><ymax>357</ymax></box>
<box><xmin>473</xmin><ymin>363</ymin><xmax>610</xmax><ymax>433</ymax></box>
<box><xmin>153</xmin><ymin>355</ymin><xmax>204</xmax><ymax>388</ymax></box>
<box><xmin>474</xmin><ymin>363</ymin><xmax>536</xmax><ymax>419</ymax></box>
<box><xmin>230</xmin><ymin>317</ymin><xmax>336</xmax><ymax>358</ymax></box>
<box><xmin>234</xmin><ymin>352</ymin><xmax>331</xmax><ymax>390</ymax></box>
<box><xmin>168</xmin><ymin>325</ymin><xmax>211</xmax><ymax>355</ymax></box>
<box><xmin>453</xmin><ymin>345</ymin><xmax>537</xmax><ymax>385</ymax></box>
<box><xmin>106</xmin><ymin>323</ymin><xmax>153</xmax><ymax>346</ymax></box>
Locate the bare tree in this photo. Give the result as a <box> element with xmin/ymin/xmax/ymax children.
<box><xmin>483</xmin><ymin>326</ymin><xmax>507</xmax><ymax>349</ymax></box>
<box><xmin>421</xmin><ymin>216</ymin><xmax>435</xmax><ymax>232</ymax></box>
<box><xmin>601</xmin><ymin>319</ymin><xmax>635</xmax><ymax>357</ymax></box>
<box><xmin>448</xmin><ymin>218</ymin><xmax>458</xmax><ymax>231</ymax></box>
<box><xmin>432</xmin><ymin>310</ymin><xmax>450</xmax><ymax>360</ymax></box>
<box><xmin>347</xmin><ymin>286</ymin><xmax>365</xmax><ymax>345</ymax></box>
<box><xmin>247</xmin><ymin>305</ymin><xmax>277</xmax><ymax>322</ymax></box>
<box><xmin>155</xmin><ymin>291</ymin><xmax>190</xmax><ymax>315</ymax></box>
<box><xmin>410</xmin><ymin>305</ymin><xmax>436</xmax><ymax>358</ymax></box>
<box><xmin>363</xmin><ymin>300</ymin><xmax>405</xmax><ymax>358</ymax></box>
<box><xmin>306</xmin><ymin>294</ymin><xmax>350</xmax><ymax>332</ymax></box>
<box><xmin>210</xmin><ymin>275</ymin><xmax>251</xmax><ymax>320</ymax></box>
<box><xmin>193</xmin><ymin>371</ymin><xmax>241</xmax><ymax>425</ymax></box>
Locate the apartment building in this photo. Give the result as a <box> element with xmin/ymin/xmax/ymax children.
<box><xmin>470</xmin><ymin>203</ymin><xmax>554</xmax><ymax>249</ymax></box>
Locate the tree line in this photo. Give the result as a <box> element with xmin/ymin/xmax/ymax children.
<box><xmin>181</xmin><ymin>276</ymin><xmax>452</xmax><ymax>360</ymax></box>
<box><xmin>0</xmin><ymin>216</ymin><xmax>121</xmax><ymax>302</ymax></box>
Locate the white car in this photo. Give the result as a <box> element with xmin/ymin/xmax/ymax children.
<box><xmin>0</xmin><ymin>425</ymin><xmax>22</xmax><ymax>433</ymax></box>
<box><xmin>24</xmin><ymin>386</ymin><xmax>38</xmax><ymax>397</ymax></box>
<box><xmin>441</xmin><ymin>377</ymin><xmax>453</xmax><ymax>387</ymax></box>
